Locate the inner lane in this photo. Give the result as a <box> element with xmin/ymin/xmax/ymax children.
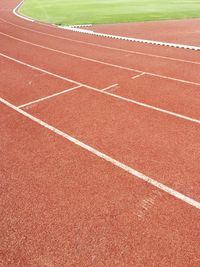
<box><xmin>22</xmin><ymin>87</ymin><xmax>200</xmax><ymax>202</ymax></box>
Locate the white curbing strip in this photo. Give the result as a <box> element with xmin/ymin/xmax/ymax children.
<box><xmin>67</xmin><ymin>24</ymin><xmax>93</xmax><ymax>28</ymax></box>
<box><xmin>60</xmin><ymin>26</ymin><xmax>200</xmax><ymax>51</ymax></box>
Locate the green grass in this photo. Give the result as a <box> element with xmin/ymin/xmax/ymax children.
<box><xmin>19</xmin><ymin>0</ymin><xmax>200</xmax><ymax>25</ymax></box>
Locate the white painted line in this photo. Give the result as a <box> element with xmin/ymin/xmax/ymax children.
<box><xmin>1</xmin><ymin>97</ymin><xmax>200</xmax><ymax>209</ymax></box>
<box><xmin>13</xmin><ymin>0</ymin><xmax>34</xmax><ymax>22</ymax></box>
<box><xmin>102</xmin><ymin>83</ymin><xmax>118</xmax><ymax>91</ymax></box>
<box><xmin>18</xmin><ymin>85</ymin><xmax>81</xmax><ymax>108</ymax></box>
<box><xmin>131</xmin><ymin>72</ymin><xmax>146</xmax><ymax>80</ymax></box>
<box><xmin>1</xmin><ymin>17</ymin><xmax>200</xmax><ymax>66</ymax></box>
<box><xmin>1</xmin><ymin>32</ymin><xmax>200</xmax><ymax>87</ymax></box>
<box><xmin>1</xmin><ymin>52</ymin><xmax>200</xmax><ymax>124</ymax></box>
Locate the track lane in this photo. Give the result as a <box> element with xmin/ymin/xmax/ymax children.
<box><xmin>21</xmin><ymin>88</ymin><xmax>200</xmax><ymax>202</ymax></box>
<box><xmin>0</xmin><ymin>34</ymin><xmax>136</xmax><ymax>89</ymax></box>
<box><xmin>1</xmin><ymin>103</ymin><xmax>200</xmax><ymax>266</ymax></box>
<box><xmin>106</xmin><ymin>74</ymin><xmax>200</xmax><ymax>120</ymax></box>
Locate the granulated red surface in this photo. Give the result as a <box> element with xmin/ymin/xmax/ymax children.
<box><xmin>0</xmin><ymin>1</ymin><xmax>200</xmax><ymax>266</ymax></box>
<box><xmin>90</xmin><ymin>19</ymin><xmax>200</xmax><ymax>46</ymax></box>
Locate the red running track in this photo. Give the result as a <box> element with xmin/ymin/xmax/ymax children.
<box><xmin>0</xmin><ymin>1</ymin><xmax>200</xmax><ymax>266</ymax></box>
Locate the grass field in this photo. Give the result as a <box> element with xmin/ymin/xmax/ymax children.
<box><xmin>19</xmin><ymin>0</ymin><xmax>200</xmax><ymax>25</ymax></box>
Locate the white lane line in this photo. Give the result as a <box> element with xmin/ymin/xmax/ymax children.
<box><xmin>1</xmin><ymin>52</ymin><xmax>199</xmax><ymax>124</ymax></box>
<box><xmin>1</xmin><ymin>31</ymin><xmax>200</xmax><ymax>87</ymax></box>
<box><xmin>1</xmin><ymin>97</ymin><xmax>200</xmax><ymax>210</ymax></box>
<box><xmin>102</xmin><ymin>83</ymin><xmax>118</xmax><ymax>91</ymax></box>
<box><xmin>18</xmin><ymin>85</ymin><xmax>81</xmax><ymax>108</ymax></box>
<box><xmin>131</xmin><ymin>72</ymin><xmax>146</xmax><ymax>80</ymax></box>
<box><xmin>1</xmin><ymin>17</ymin><xmax>200</xmax><ymax>66</ymax></box>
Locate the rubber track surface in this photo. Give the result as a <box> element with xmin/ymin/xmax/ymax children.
<box><xmin>0</xmin><ymin>1</ymin><xmax>200</xmax><ymax>266</ymax></box>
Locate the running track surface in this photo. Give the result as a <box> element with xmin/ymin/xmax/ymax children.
<box><xmin>0</xmin><ymin>1</ymin><xmax>200</xmax><ymax>266</ymax></box>
<box><xmin>90</xmin><ymin>19</ymin><xmax>200</xmax><ymax>46</ymax></box>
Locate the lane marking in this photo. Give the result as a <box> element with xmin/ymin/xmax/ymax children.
<box><xmin>1</xmin><ymin>31</ymin><xmax>200</xmax><ymax>87</ymax></box>
<box><xmin>131</xmin><ymin>72</ymin><xmax>146</xmax><ymax>80</ymax></box>
<box><xmin>1</xmin><ymin>96</ymin><xmax>200</xmax><ymax>210</ymax></box>
<box><xmin>1</xmin><ymin>52</ymin><xmax>200</xmax><ymax>124</ymax></box>
<box><xmin>18</xmin><ymin>85</ymin><xmax>81</xmax><ymax>108</ymax></box>
<box><xmin>0</xmin><ymin>17</ymin><xmax>200</xmax><ymax>66</ymax></box>
<box><xmin>102</xmin><ymin>83</ymin><xmax>118</xmax><ymax>91</ymax></box>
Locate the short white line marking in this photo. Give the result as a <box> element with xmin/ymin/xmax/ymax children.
<box><xmin>131</xmin><ymin>72</ymin><xmax>146</xmax><ymax>80</ymax></box>
<box><xmin>1</xmin><ymin>52</ymin><xmax>199</xmax><ymax>124</ymax></box>
<box><xmin>1</xmin><ymin>97</ymin><xmax>200</xmax><ymax>209</ymax></box>
<box><xmin>18</xmin><ymin>85</ymin><xmax>81</xmax><ymax>108</ymax></box>
<box><xmin>102</xmin><ymin>83</ymin><xmax>118</xmax><ymax>91</ymax></box>
<box><xmin>1</xmin><ymin>32</ymin><xmax>200</xmax><ymax>87</ymax></box>
<box><xmin>1</xmin><ymin>17</ymin><xmax>200</xmax><ymax>66</ymax></box>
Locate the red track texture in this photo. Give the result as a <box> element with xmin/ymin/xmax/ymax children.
<box><xmin>0</xmin><ymin>1</ymin><xmax>200</xmax><ymax>266</ymax></box>
<box><xmin>90</xmin><ymin>19</ymin><xmax>200</xmax><ymax>46</ymax></box>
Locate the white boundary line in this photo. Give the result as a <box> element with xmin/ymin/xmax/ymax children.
<box><xmin>12</xmin><ymin>0</ymin><xmax>200</xmax><ymax>51</ymax></box>
<box><xmin>18</xmin><ymin>85</ymin><xmax>81</xmax><ymax>108</ymax></box>
<box><xmin>1</xmin><ymin>17</ymin><xmax>200</xmax><ymax>66</ymax></box>
<box><xmin>102</xmin><ymin>83</ymin><xmax>118</xmax><ymax>91</ymax></box>
<box><xmin>1</xmin><ymin>31</ymin><xmax>200</xmax><ymax>87</ymax></box>
<box><xmin>1</xmin><ymin>96</ymin><xmax>200</xmax><ymax>209</ymax></box>
<box><xmin>1</xmin><ymin>52</ymin><xmax>200</xmax><ymax>125</ymax></box>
